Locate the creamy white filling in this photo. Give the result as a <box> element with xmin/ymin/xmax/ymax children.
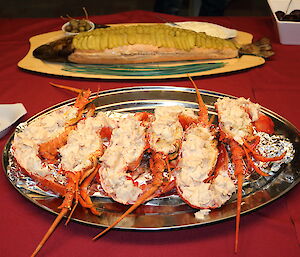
<box><xmin>194</xmin><ymin>209</ymin><xmax>211</xmax><ymax>220</ymax></box>
<box><xmin>100</xmin><ymin>116</ymin><xmax>146</xmax><ymax>169</ymax></box>
<box><xmin>181</xmin><ymin>183</ymin><xmax>213</xmax><ymax>207</ymax></box>
<box><xmin>100</xmin><ymin>169</ymin><xmax>143</xmax><ymax>204</ymax></box>
<box><xmin>148</xmin><ymin>105</ymin><xmax>185</xmax><ymax>155</ymax></box>
<box><xmin>99</xmin><ymin>116</ymin><xmax>146</xmax><ymax>204</ymax></box>
<box><xmin>216</xmin><ymin>97</ymin><xmax>260</xmax><ymax>144</ymax></box>
<box><xmin>210</xmin><ymin>172</ymin><xmax>236</xmax><ymax>206</ymax></box>
<box><xmin>235</xmin><ymin>97</ymin><xmax>260</xmax><ymax>121</ymax></box>
<box><xmin>176</xmin><ymin>125</ymin><xmax>234</xmax><ymax>208</ymax></box>
<box><xmin>12</xmin><ymin>106</ymin><xmax>77</xmax><ymax>177</ymax></box>
<box><xmin>179</xmin><ymin>126</ymin><xmax>217</xmax><ymax>181</ymax></box>
<box><xmin>59</xmin><ymin>112</ymin><xmax>114</xmax><ymax>172</ymax></box>
<box><xmin>179</xmin><ymin>171</ymin><xmax>235</xmax><ymax>208</ymax></box>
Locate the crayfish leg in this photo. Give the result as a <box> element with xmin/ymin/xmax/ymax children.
<box><xmin>243</xmin><ymin>139</ymin><xmax>286</xmax><ymax>162</ymax></box>
<box><xmin>79</xmin><ymin>163</ymin><xmax>101</xmax><ymax>216</ymax></box>
<box><xmin>243</xmin><ymin>145</ymin><xmax>270</xmax><ymax>177</ymax></box>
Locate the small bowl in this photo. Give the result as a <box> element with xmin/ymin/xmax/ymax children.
<box><xmin>0</xmin><ymin>103</ymin><xmax>27</xmax><ymax>139</ymax></box>
<box><xmin>267</xmin><ymin>0</ymin><xmax>300</xmax><ymax>45</ymax></box>
<box><xmin>62</xmin><ymin>20</ymin><xmax>95</xmax><ymax>36</ymax></box>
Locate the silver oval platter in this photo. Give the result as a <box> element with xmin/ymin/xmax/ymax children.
<box><xmin>2</xmin><ymin>86</ymin><xmax>300</xmax><ymax>230</ymax></box>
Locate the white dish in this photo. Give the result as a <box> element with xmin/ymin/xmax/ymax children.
<box><xmin>267</xmin><ymin>0</ymin><xmax>300</xmax><ymax>45</ymax></box>
<box><xmin>0</xmin><ymin>103</ymin><xmax>27</xmax><ymax>138</ymax></box>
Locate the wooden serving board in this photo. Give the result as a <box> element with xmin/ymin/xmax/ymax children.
<box><xmin>18</xmin><ymin>27</ymin><xmax>265</xmax><ymax>80</ymax></box>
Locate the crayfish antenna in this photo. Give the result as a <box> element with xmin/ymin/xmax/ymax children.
<box><xmin>30</xmin><ymin>208</ymin><xmax>69</xmax><ymax>257</ymax></box>
<box><xmin>65</xmin><ymin>201</ymin><xmax>78</xmax><ymax>226</ymax></box>
<box><xmin>50</xmin><ymin>82</ymin><xmax>83</xmax><ymax>94</ymax></box>
<box><xmin>50</xmin><ymin>82</ymin><xmax>98</xmax><ymax>113</ymax></box>
<box><xmin>187</xmin><ymin>75</ymin><xmax>209</xmax><ymax>124</ymax></box>
<box><xmin>234</xmin><ymin>173</ymin><xmax>243</xmax><ymax>253</ymax></box>
<box><xmin>93</xmin><ymin>185</ymin><xmax>159</xmax><ymax>240</ymax></box>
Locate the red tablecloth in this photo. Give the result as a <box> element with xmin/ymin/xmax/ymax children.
<box><xmin>0</xmin><ymin>10</ymin><xmax>299</xmax><ymax>257</ymax></box>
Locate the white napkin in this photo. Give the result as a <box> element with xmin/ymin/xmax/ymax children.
<box><xmin>0</xmin><ymin>103</ymin><xmax>27</xmax><ymax>138</ymax></box>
